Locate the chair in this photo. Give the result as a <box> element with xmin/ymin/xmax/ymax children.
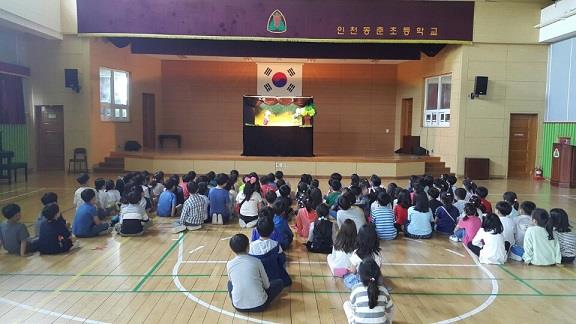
<box><xmin>68</xmin><ymin>148</ymin><xmax>88</xmax><ymax>174</ymax></box>
<box><xmin>10</xmin><ymin>162</ymin><xmax>27</xmax><ymax>183</ymax></box>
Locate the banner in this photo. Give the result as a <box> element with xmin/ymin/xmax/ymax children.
<box><xmin>257</xmin><ymin>63</ymin><xmax>302</xmax><ymax>96</ymax></box>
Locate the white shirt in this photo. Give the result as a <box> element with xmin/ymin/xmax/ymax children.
<box><xmin>514</xmin><ymin>215</ymin><xmax>533</xmax><ymax>247</ymax></box>
<box><xmin>327</xmin><ymin>248</ymin><xmax>353</xmax><ymax>270</ymax></box>
<box><xmin>350</xmin><ymin>250</ymin><xmax>382</xmax><ymax>268</ymax></box>
<box><xmin>97</xmin><ymin>189</ymin><xmax>107</xmax><ymax>210</ymax></box>
<box><xmin>453</xmin><ymin>200</ymin><xmax>466</xmax><ymax>214</ymax></box>
<box><xmin>472</xmin><ymin>228</ymin><xmax>507</xmax><ymax>264</ymax></box>
<box><xmin>236</xmin><ymin>192</ymin><xmax>262</xmax><ymax>217</ymax></box>
<box><xmin>106</xmin><ymin>190</ymin><xmax>122</xmax><ymax>207</ymax></box>
<box><xmin>74</xmin><ymin>186</ymin><xmax>96</xmax><ymax>209</ymax></box>
<box><xmin>249</xmin><ymin>238</ymin><xmax>282</xmax><ymax>255</ymax></box>
<box><xmin>500</xmin><ymin>216</ymin><xmax>516</xmax><ymax>245</ymax></box>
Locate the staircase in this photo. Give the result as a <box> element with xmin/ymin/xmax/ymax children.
<box><xmin>93</xmin><ymin>155</ymin><xmax>125</xmax><ymax>173</ymax></box>
<box><xmin>424</xmin><ymin>156</ymin><xmax>452</xmax><ymax>177</ymax></box>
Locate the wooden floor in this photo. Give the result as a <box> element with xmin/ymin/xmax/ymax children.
<box><xmin>0</xmin><ymin>172</ymin><xmax>575</xmax><ymax>323</ymax></box>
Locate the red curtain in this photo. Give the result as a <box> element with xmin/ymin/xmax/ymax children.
<box><xmin>0</xmin><ymin>73</ymin><xmax>25</xmax><ymax>124</ymax></box>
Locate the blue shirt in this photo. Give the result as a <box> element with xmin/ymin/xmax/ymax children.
<box><xmin>273</xmin><ymin>215</ymin><xmax>293</xmax><ymax>249</ymax></box>
<box><xmin>406</xmin><ymin>207</ymin><xmax>433</xmax><ymax>236</ymax></box>
<box><xmin>371</xmin><ymin>205</ymin><xmax>397</xmax><ymax>240</ymax></box>
<box><xmin>157</xmin><ymin>190</ymin><xmax>176</xmax><ymax>217</ymax></box>
<box><xmin>72</xmin><ymin>203</ymin><xmax>97</xmax><ymax>236</ymax></box>
<box><xmin>435</xmin><ymin>205</ymin><xmax>459</xmax><ymax>234</ymax></box>
<box><xmin>208</xmin><ymin>187</ymin><xmax>230</xmax><ymax>219</ymax></box>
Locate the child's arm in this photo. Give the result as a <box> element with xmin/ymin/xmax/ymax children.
<box><xmin>93</xmin><ymin>215</ymin><xmax>101</xmax><ymax>225</ymax></box>
<box><xmin>258</xmin><ymin>261</ymin><xmax>270</xmax><ymax>289</ymax></box>
<box><xmin>523</xmin><ymin>231</ymin><xmax>533</xmax><ymax>264</ymax></box>
<box><xmin>19</xmin><ymin>240</ymin><xmax>27</xmax><ymax>257</ymax></box>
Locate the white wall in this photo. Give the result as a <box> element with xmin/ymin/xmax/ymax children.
<box><xmin>0</xmin><ymin>0</ymin><xmax>62</xmax><ymax>39</ymax></box>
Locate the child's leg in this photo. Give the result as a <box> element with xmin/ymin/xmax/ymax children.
<box><xmin>509</xmin><ymin>245</ymin><xmax>524</xmax><ymax>261</ymax></box>
<box><xmin>466</xmin><ymin>242</ymin><xmax>481</xmax><ymax>256</ymax></box>
<box><xmin>92</xmin><ymin>223</ymin><xmax>111</xmax><ymax>236</ymax></box>
<box><xmin>343</xmin><ymin>273</ymin><xmax>361</xmax><ymax>289</ymax></box>
<box><xmin>27</xmin><ymin>237</ymin><xmax>39</xmax><ymax>253</ymax></box>
<box><xmin>343</xmin><ymin>300</ymin><xmax>354</xmax><ymax>324</ymax></box>
<box><xmin>562</xmin><ymin>256</ymin><xmax>575</xmax><ymax>264</ymax></box>
<box><xmin>264</xmin><ymin>279</ymin><xmax>284</xmax><ymax>307</ymax></box>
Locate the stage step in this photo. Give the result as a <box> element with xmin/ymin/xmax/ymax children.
<box><xmin>94</xmin><ymin>154</ymin><xmax>125</xmax><ymax>173</ymax></box>
<box><xmin>424</xmin><ymin>158</ymin><xmax>452</xmax><ymax>177</ymax></box>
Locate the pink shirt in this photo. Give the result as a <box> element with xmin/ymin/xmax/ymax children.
<box><xmin>179</xmin><ymin>182</ymin><xmax>190</xmax><ymax>200</ymax></box>
<box><xmin>294</xmin><ymin>208</ymin><xmax>318</xmax><ymax>238</ymax></box>
<box><xmin>458</xmin><ymin>216</ymin><xmax>482</xmax><ymax>245</ymax></box>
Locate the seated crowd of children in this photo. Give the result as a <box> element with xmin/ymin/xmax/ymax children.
<box><xmin>1</xmin><ymin>169</ymin><xmax>575</xmax><ymax>323</ymax></box>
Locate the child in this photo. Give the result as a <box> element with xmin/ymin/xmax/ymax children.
<box><xmin>450</xmin><ymin>203</ymin><xmax>482</xmax><ymax>245</ymax></box>
<box><xmin>151</xmin><ymin>171</ymin><xmax>165</xmax><ymax>200</ymax></box>
<box><xmin>453</xmin><ymin>188</ymin><xmax>467</xmax><ymax>214</ymax></box>
<box><xmin>393</xmin><ymin>189</ymin><xmax>411</xmax><ymax>232</ymax></box>
<box><xmin>462</xmin><ymin>179</ymin><xmax>477</xmax><ymax>202</ymax></box>
<box><xmin>344</xmin><ymin>223</ymin><xmax>382</xmax><ymax>289</ymax></box>
<box><xmin>502</xmin><ymin>192</ymin><xmax>519</xmax><ymax>220</ymax></box>
<box><xmin>274</xmin><ymin>170</ymin><xmax>288</xmax><ymax>188</ymax></box>
<box><xmin>368</xmin><ymin>174</ymin><xmax>382</xmax><ymax>194</ymax></box>
<box><xmin>550</xmin><ymin>208</ymin><xmax>576</xmax><ymax>264</ymax></box>
<box><xmin>173</xmin><ymin>181</ymin><xmax>208</xmax><ymax>233</ymax></box>
<box><xmin>260</xmin><ymin>174</ymin><xmax>277</xmax><ymax>198</ymax></box>
<box><xmin>325</xmin><ymin>179</ymin><xmax>342</xmax><ymax>209</ymax></box>
<box><xmin>296</xmin><ymin>181</ymin><xmax>309</xmax><ymax>209</ymax></box>
<box><xmin>236</xmin><ymin>182</ymin><xmax>262</xmax><ymax>228</ymax></box>
<box><xmin>35</xmin><ymin>192</ymin><xmax>58</xmax><ymax>236</ymax></box>
<box><xmin>264</xmin><ymin>190</ymin><xmax>277</xmax><ymax>208</ymax></box>
<box><xmin>468</xmin><ymin>213</ymin><xmax>507</xmax><ymax>264</ymax></box>
<box><xmin>371</xmin><ymin>191</ymin><xmax>397</xmax><ymax>240</ymax></box>
<box><xmin>272</xmin><ymin>200</ymin><xmax>293</xmax><ymax>250</ymax></box>
<box><xmin>405</xmin><ymin>194</ymin><xmax>433</xmax><ymax>239</ymax></box>
<box><xmin>249</xmin><ymin>216</ymin><xmax>292</xmax><ymax>287</ymax></box>
<box><xmin>495</xmin><ymin>201</ymin><xmax>516</xmax><ymax>249</ymax></box>
<box><xmin>94</xmin><ymin>178</ymin><xmax>107</xmax><ymax>217</ymax></box>
<box><xmin>226</xmin><ymin>234</ymin><xmax>283</xmax><ymax>312</ymax></box>
<box><xmin>156</xmin><ymin>179</ymin><xmax>178</xmax><ymax>217</ymax></box>
<box><xmin>179</xmin><ymin>174</ymin><xmax>192</xmax><ymax>200</ymax></box>
<box><xmin>295</xmin><ymin>195</ymin><xmax>318</xmax><ymax>239</ymax></box>
<box><xmin>343</xmin><ymin>259</ymin><xmax>394</xmax><ymax>324</ymax></box>
<box><xmin>72</xmin><ymin>189</ymin><xmax>112</xmax><ymax>237</ymax></box>
<box><xmin>116</xmin><ymin>190</ymin><xmax>151</xmax><ymax>236</ymax></box>
<box><xmin>0</xmin><ymin>204</ymin><xmax>38</xmax><ymax>256</ymax></box>
<box><xmin>105</xmin><ymin>180</ymin><xmax>121</xmax><ymax>216</ymax></box>
<box><xmin>327</xmin><ymin>219</ymin><xmax>357</xmax><ymax>277</ymax></box>
<box><xmin>73</xmin><ymin>173</ymin><xmax>95</xmax><ymax>209</ymax></box>
<box><xmin>306</xmin><ymin>203</ymin><xmax>336</xmax><ymax>254</ymax></box>
<box><xmin>435</xmin><ymin>192</ymin><xmax>459</xmax><ymax>235</ymax></box>
<box><xmin>510</xmin><ymin>201</ymin><xmax>536</xmax><ymax>261</ymax></box>
<box><xmin>336</xmin><ymin>195</ymin><xmax>366</xmax><ymax>233</ymax></box>
<box><xmin>523</xmin><ymin>209</ymin><xmax>561</xmax><ymax>266</ymax></box>
<box><xmin>427</xmin><ymin>187</ymin><xmax>442</xmax><ymax>219</ymax></box>
<box><xmin>209</xmin><ymin>173</ymin><xmax>231</xmax><ymax>225</ymax></box>
<box><xmin>38</xmin><ymin>204</ymin><xmax>75</xmax><ymax>254</ymax></box>
<box><xmin>476</xmin><ymin>187</ymin><xmax>492</xmax><ymax>214</ymax></box>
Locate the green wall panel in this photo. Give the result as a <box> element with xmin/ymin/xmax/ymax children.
<box><xmin>0</xmin><ymin>124</ymin><xmax>28</xmax><ymax>163</ymax></box>
<box><xmin>542</xmin><ymin>122</ymin><xmax>576</xmax><ymax>178</ymax></box>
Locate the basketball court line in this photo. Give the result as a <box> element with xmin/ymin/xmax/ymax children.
<box><xmin>0</xmin><ymin>188</ymin><xmax>46</xmax><ymax>203</ymax></box>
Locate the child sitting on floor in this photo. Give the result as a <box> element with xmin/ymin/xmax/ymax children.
<box><xmin>306</xmin><ymin>203</ymin><xmax>337</xmax><ymax>254</ymax></box>
<box><xmin>94</xmin><ymin>178</ymin><xmax>108</xmax><ymax>218</ymax></box>
<box><xmin>495</xmin><ymin>201</ymin><xmax>516</xmax><ymax>250</ymax></box>
<box><xmin>226</xmin><ymin>234</ymin><xmax>284</xmax><ymax>312</ymax></box>
<box><xmin>327</xmin><ymin>219</ymin><xmax>357</xmax><ymax>277</ymax></box>
<box><xmin>72</xmin><ymin>189</ymin><xmax>112</xmax><ymax>238</ymax></box>
<box><xmin>35</xmin><ymin>192</ymin><xmax>58</xmax><ymax>236</ymax></box>
<box><xmin>502</xmin><ymin>192</ymin><xmax>519</xmax><ymax>220</ymax></box>
<box><xmin>209</xmin><ymin>173</ymin><xmax>231</xmax><ymax>225</ymax></box>
<box><xmin>523</xmin><ymin>209</ymin><xmax>561</xmax><ymax>266</ymax></box>
<box><xmin>172</xmin><ymin>181</ymin><xmax>208</xmax><ymax>233</ymax></box>
<box><xmin>105</xmin><ymin>180</ymin><xmax>121</xmax><ymax>216</ymax></box>
<box><xmin>272</xmin><ymin>200</ymin><xmax>293</xmax><ymax>250</ymax></box>
<box><xmin>476</xmin><ymin>187</ymin><xmax>492</xmax><ymax>214</ymax></box>
<box><xmin>344</xmin><ymin>223</ymin><xmax>382</xmax><ymax>289</ymax></box>
<box><xmin>427</xmin><ymin>187</ymin><xmax>442</xmax><ymax>219</ymax></box>
<box><xmin>249</xmin><ymin>216</ymin><xmax>292</xmax><ymax>287</ymax></box>
<box><xmin>116</xmin><ymin>190</ymin><xmax>151</xmax><ymax>236</ymax></box>
<box><xmin>550</xmin><ymin>208</ymin><xmax>576</xmax><ymax>264</ymax></box>
<box><xmin>405</xmin><ymin>194</ymin><xmax>433</xmax><ymax>239</ymax></box>
<box><xmin>156</xmin><ymin>179</ymin><xmax>178</xmax><ymax>217</ymax></box>
<box><xmin>236</xmin><ymin>181</ymin><xmax>262</xmax><ymax>228</ymax></box>
<box><xmin>371</xmin><ymin>191</ymin><xmax>397</xmax><ymax>241</ymax></box>
<box><xmin>38</xmin><ymin>204</ymin><xmax>76</xmax><ymax>254</ymax></box>
<box><xmin>450</xmin><ymin>203</ymin><xmax>482</xmax><ymax>245</ymax></box>
<box><xmin>73</xmin><ymin>173</ymin><xmax>95</xmax><ymax>210</ymax></box>
<box><xmin>468</xmin><ymin>213</ymin><xmax>507</xmax><ymax>264</ymax></box>
<box><xmin>510</xmin><ymin>201</ymin><xmax>536</xmax><ymax>261</ymax></box>
<box><xmin>1</xmin><ymin>203</ymin><xmax>38</xmax><ymax>256</ymax></box>
<box><xmin>295</xmin><ymin>195</ymin><xmax>319</xmax><ymax>239</ymax></box>
<box><xmin>435</xmin><ymin>192</ymin><xmax>459</xmax><ymax>235</ymax></box>
<box><xmin>336</xmin><ymin>195</ymin><xmax>366</xmax><ymax>233</ymax></box>
<box><xmin>393</xmin><ymin>189</ymin><xmax>411</xmax><ymax>233</ymax></box>
<box><xmin>453</xmin><ymin>188</ymin><xmax>467</xmax><ymax>215</ymax></box>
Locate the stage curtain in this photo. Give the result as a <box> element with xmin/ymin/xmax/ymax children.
<box><xmin>0</xmin><ymin>73</ymin><xmax>26</xmax><ymax>124</ymax></box>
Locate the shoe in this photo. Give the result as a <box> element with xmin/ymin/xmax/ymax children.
<box><xmin>186</xmin><ymin>225</ymin><xmax>202</xmax><ymax>231</ymax></box>
<box><xmin>172</xmin><ymin>225</ymin><xmax>186</xmax><ymax>234</ymax></box>
<box><xmin>509</xmin><ymin>252</ymin><xmax>523</xmax><ymax>262</ymax></box>
<box><xmin>217</xmin><ymin>214</ymin><xmax>223</xmax><ymax>225</ymax></box>
<box><xmin>212</xmin><ymin>213</ymin><xmax>218</xmax><ymax>224</ymax></box>
<box><xmin>449</xmin><ymin>235</ymin><xmax>461</xmax><ymax>242</ymax></box>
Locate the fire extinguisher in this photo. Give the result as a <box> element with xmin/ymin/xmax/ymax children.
<box><xmin>534</xmin><ymin>167</ymin><xmax>543</xmax><ymax>180</ymax></box>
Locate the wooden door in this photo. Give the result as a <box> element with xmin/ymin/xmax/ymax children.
<box><xmin>508</xmin><ymin>114</ymin><xmax>538</xmax><ymax>177</ymax></box>
<box><xmin>401</xmin><ymin>98</ymin><xmax>413</xmax><ymax>139</ymax></box>
<box><xmin>35</xmin><ymin>105</ymin><xmax>64</xmax><ymax>170</ymax></box>
<box><xmin>142</xmin><ymin>93</ymin><xmax>156</xmax><ymax>150</ymax></box>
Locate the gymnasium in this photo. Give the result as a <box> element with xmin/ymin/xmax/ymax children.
<box><xmin>0</xmin><ymin>0</ymin><xmax>575</xmax><ymax>323</ymax></box>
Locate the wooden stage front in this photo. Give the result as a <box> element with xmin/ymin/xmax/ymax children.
<box><xmin>112</xmin><ymin>150</ymin><xmax>442</xmax><ymax>178</ymax></box>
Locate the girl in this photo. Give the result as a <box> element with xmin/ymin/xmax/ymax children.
<box><xmin>327</xmin><ymin>219</ymin><xmax>357</xmax><ymax>277</ymax></box>
<box><xmin>393</xmin><ymin>189</ymin><xmax>411</xmax><ymax>232</ymax></box>
<box><xmin>236</xmin><ymin>181</ymin><xmax>262</xmax><ymax>228</ymax></box>
<box><xmin>405</xmin><ymin>193</ymin><xmax>433</xmax><ymax>239</ymax></box>
<box><xmin>371</xmin><ymin>191</ymin><xmax>397</xmax><ymax>240</ymax></box>
<box><xmin>468</xmin><ymin>213</ymin><xmax>507</xmax><ymax>264</ymax></box>
<box><xmin>435</xmin><ymin>192</ymin><xmax>459</xmax><ymax>235</ymax></box>
<box><xmin>350</xmin><ymin>173</ymin><xmax>360</xmax><ymax>188</ymax></box>
<box><xmin>451</xmin><ymin>203</ymin><xmax>482</xmax><ymax>245</ymax></box>
<box><xmin>344</xmin><ymin>224</ymin><xmax>382</xmax><ymax>289</ymax></box>
<box><xmin>336</xmin><ymin>195</ymin><xmax>366</xmax><ymax>233</ymax></box>
<box><xmin>116</xmin><ymin>190</ymin><xmax>151</xmax><ymax>236</ymax></box>
<box><xmin>503</xmin><ymin>192</ymin><xmax>519</xmax><ymax>220</ymax></box>
<box><xmin>295</xmin><ymin>194</ymin><xmax>319</xmax><ymax>239</ymax></box>
<box><xmin>105</xmin><ymin>179</ymin><xmax>121</xmax><ymax>216</ymax></box>
<box><xmin>523</xmin><ymin>209</ymin><xmax>561</xmax><ymax>266</ymax></box>
<box><xmin>296</xmin><ymin>181</ymin><xmax>309</xmax><ymax>209</ymax></box>
<box><xmin>343</xmin><ymin>259</ymin><xmax>394</xmax><ymax>324</ymax></box>
<box><xmin>306</xmin><ymin>204</ymin><xmax>337</xmax><ymax>254</ymax></box>
<box><xmin>462</xmin><ymin>178</ymin><xmax>477</xmax><ymax>201</ymax></box>
<box><xmin>495</xmin><ymin>201</ymin><xmax>516</xmax><ymax>249</ymax></box>
<box><xmin>550</xmin><ymin>208</ymin><xmax>576</xmax><ymax>264</ymax></box>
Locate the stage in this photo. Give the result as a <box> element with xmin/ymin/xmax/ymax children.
<box><xmin>111</xmin><ymin>150</ymin><xmax>441</xmax><ymax>178</ymax></box>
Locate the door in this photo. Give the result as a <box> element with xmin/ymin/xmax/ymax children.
<box><xmin>142</xmin><ymin>93</ymin><xmax>156</xmax><ymax>150</ymax></box>
<box><xmin>401</xmin><ymin>98</ymin><xmax>413</xmax><ymax>139</ymax></box>
<box><xmin>35</xmin><ymin>105</ymin><xmax>64</xmax><ymax>170</ymax></box>
<box><xmin>508</xmin><ymin>114</ymin><xmax>538</xmax><ymax>177</ymax></box>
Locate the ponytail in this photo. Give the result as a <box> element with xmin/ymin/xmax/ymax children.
<box><xmin>358</xmin><ymin>259</ymin><xmax>382</xmax><ymax>309</ymax></box>
<box><xmin>545</xmin><ymin>217</ymin><xmax>555</xmax><ymax>241</ymax></box>
<box><xmin>503</xmin><ymin>192</ymin><xmax>519</xmax><ymax>211</ymax></box>
<box><xmin>367</xmin><ymin>279</ymin><xmax>379</xmax><ymax>309</ymax></box>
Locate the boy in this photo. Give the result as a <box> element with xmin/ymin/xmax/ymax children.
<box><xmin>264</xmin><ymin>190</ymin><xmax>277</xmax><ymax>208</ymax></box>
<box><xmin>173</xmin><ymin>181</ymin><xmax>208</xmax><ymax>233</ymax></box>
<box><xmin>249</xmin><ymin>216</ymin><xmax>292</xmax><ymax>287</ymax></box>
<box><xmin>116</xmin><ymin>190</ymin><xmax>151</xmax><ymax>236</ymax></box>
<box><xmin>73</xmin><ymin>173</ymin><xmax>96</xmax><ymax>210</ymax></box>
<box><xmin>250</xmin><ymin>216</ymin><xmax>284</xmax><ymax>256</ymax></box>
<box><xmin>226</xmin><ymin>234</ymin><xmax>284</xmax><ymax>312</ymax></box>
<box><xmin>0</xmin><ymin>204</ymin><xmax>38</xmax><ymax>256</ymax></box>
<box><xmin>157</xmin><ymin>179</ymin><xmax>178</xmax><ymax>217</ymax></box>
<box><xmin>427</xmin><ymin>187</ymin><xmax>442</xmax><ymax>219</ymax></box>
<box><xmin>453</xmin><ymin>188</ymin><xmax>467</xmax><ymax>215</ymax></box>
<box><xmin>72</xmin><ymin>189</ymin><xmax>112</xmax><ymax>237</ymax></box>
<box><xmin>208</xmin><ymin>173</ymin><xmax>230</xmax><ymax>225</ymax></box>
<box><xmin>495</xmin><ymin>201</ymin><xmax>516</xmax><ymax>250</ymax></box>
<box><xmin>476</xmin><ymin>187</ymin><xmax>493</xmax><ymax>214</ymax></box>
<box><xmin>38</xmin><ymin>204</ymin><xmax>76</xmax><ymax>254</ymax></box>
<box><xmin>35</xmin><ymin>192</ymin><xmax>58</xmax><ymax>236</ymax></box>
<box><xmin>325</xmin><ymin>179</ymin><xmax>342</xmax><ymax>209</ymax></box>
<box><xmin>510</xmin><ymin>201</ymin><xmax>536</xmax><ymax>261</ymax></box>
<box><xmin>272</xmin><ymin>200</ymin><xmax>293</xmax><ymax>250</ymax></box>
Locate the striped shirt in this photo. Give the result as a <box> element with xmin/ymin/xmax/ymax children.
<box><xmin>180</xmin><ymin>194</ymin><xmax>208</xmax><ymax>226</ymax></box>
<box><xmin>349</xmin><ymin>284</ymin><xmax>394</xmax><ymax>324</ymax></box>
<box><xmin>371</xmin><ymin>204</ymin><xmax>397</xmax><ymax>240</ymax></box>
<box><xmin>555</xmin><ymin>231</ymin><xmax>576</xmax><ymax>258</ymax></box>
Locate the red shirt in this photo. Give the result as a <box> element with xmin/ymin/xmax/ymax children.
<box><xmin>393</xmin><ymin>204</ymin><xmax>409</xmax><ymax>225</ymax></box>
<box><xmin>480</xmin><ymin>198</ymin><xmax>492</xmax><ymax>214</ymax></box>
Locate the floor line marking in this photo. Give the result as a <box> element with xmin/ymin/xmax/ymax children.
<box><xmin>433</xmin><ymin>247</ymin><xmax>499</xmax><ymax>324</ymax></box>
<box><xmin>0</xmin><ymin>296</ymin><xmax>109</xmax><ymax>324</ymax></box>
<box><xmin>498</xmin><ymin>265</ymin><xmax>544</xmax><ymax>295</ymax></box>
<box><xmin>189</xmin><ymin>246</ymin><xmax>205</xmax><ymax>254</ymax></box>
<box><xmin>172</xmin><ymin>233</ymin><xmax>278</xmax><ymax>324</ymax></box>
<box><xmin>180</xmin><ymin>260</ymin><xmax>478</xmax><ymax>267</ymax></box>
<box><xmin>404</xmin><ymin>238</ymin><xmax>429</xmax><ymax>244</ymax></box>
<box><xmin>220</xmin><ymin>236</ymin><xmax>233</xmax><ymax>241</ymax></box>
<box><xmin>444</xmin><ymin>249</ymin><xmax>466</xmax><ymax>258</ymax></box>
<box><xmin>0</xmin><ymin>188</ymin><xmax>46</xmax><ymax>203</ymax></box>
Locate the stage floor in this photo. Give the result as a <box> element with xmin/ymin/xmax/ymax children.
<box><xmin>113</xmin><ymin>149</ymin><xmax>435</xmax><ymax>177</ymax></box>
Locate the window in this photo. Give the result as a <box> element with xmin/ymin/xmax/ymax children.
<box><xmin>423</xmin><ymin>74</ymin><xmax>451</xmax><ymax>127</ymax></box>
<box><xmin>100</xmin><ymin>67</ymin><xmax>130</xmax><ymax>122</ymax></box>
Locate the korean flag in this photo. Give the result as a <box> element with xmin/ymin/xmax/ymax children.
<box><xmin>257</xmin><ymin>63</ymin><xmax>303</xmax><ymax>96</ymax></box>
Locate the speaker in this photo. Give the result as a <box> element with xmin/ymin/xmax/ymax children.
<box><xmin>474</xmin><ymin>76</ymin><xmax>488</xmax><ymax>96</ymax></box>
<box><xmin>64</xmin><ymin>69</ymin><xmax>80</xmax><ymax>93</ymax></box>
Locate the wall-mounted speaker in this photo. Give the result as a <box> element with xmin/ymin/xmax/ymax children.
<box><xmin>65</xmin><ymin>69</ymin><xmax>80</xmax><ymax>93</ymax></box>
<box><xmin>471</xmin><ymin>76</ymin><xmax>488</xmax><ymax>99</ymax></box>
